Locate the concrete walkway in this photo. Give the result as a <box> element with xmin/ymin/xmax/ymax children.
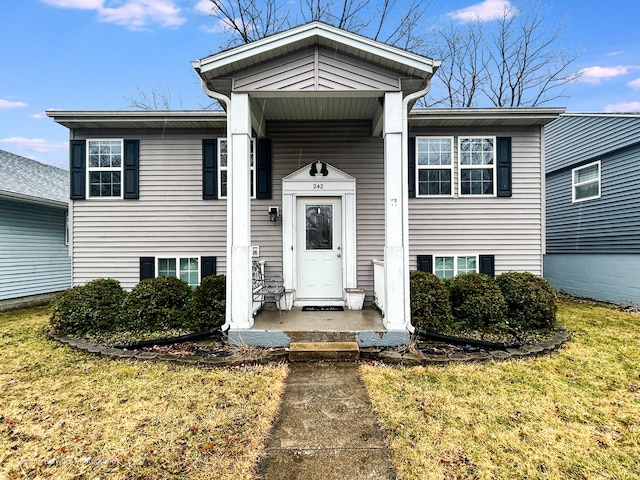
<box><xmin>258</xmin><ymin>362</ymin><xmax>396</xmax><ymax>480</ymax></box>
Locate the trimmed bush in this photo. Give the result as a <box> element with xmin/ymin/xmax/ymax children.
<box><xmin>448</xmin><ymin>273</ymin><xmax>508</xmax><ymax>332</ymax></box>
<box><xmin>120</xmin><ymin>276</ymin><xmax>193</xmax><ymax>332</ymax></box>
<box><xmin>496</xmin><ymin>271</ymin><xmax>557</xmax><ymax>331</ymax></box>
<box><xmin>50</xmin><ymin>278</ymin><xmax>125</xmax><ymax>335</ymax></box>
<box><xmin>410</xmin><ymin>271</ymin><xmax>453</xmax><ymax>331</ymax></box>
<box><xmin>187</xmin><ymin>275</ymin><xmax>226</xmax><ymax>332</ymax></box>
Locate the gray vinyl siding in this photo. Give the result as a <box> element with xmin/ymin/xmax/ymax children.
<box><xmin>546</xmin><ymin>115</ymin><xmax>640</xmax><ymax>173</ymax></box>
<box><xmin>0</xmin><ymin>198</ymin><xmax>71</xmax><ymax>300</ymax></box>
<box><xmin>71</xmin><ymin>128</ymin><xmax>226</xmax><ymax>289</ymax></box>
<box><xmin>546</xmin><ymin>126</ymin><xmax>640</xmax><ymax>253</ymax></box>
<box><xmin>234</xmin><ymin>46</ymin><xmax>401</xmax><ymax>92</ymax></box>
<box><xmin>254</xmin><ymin>121</ymin><xmax>384</xmax><ymax>301</ymax></box>
<box><xmin>409</xmin><ymin>126</ymin><xmax>544</xmax><ymax>275</ymax></box>
<box><xmin>544</xmin><ymin>253</ymin><xmax>640</xmax><ymax>306</ymax></box>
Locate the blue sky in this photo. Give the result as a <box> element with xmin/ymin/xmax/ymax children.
<box><xmin>1</xmin><ymin>0</ymin><xmax>639</xmax><ymax>168</ymax></box>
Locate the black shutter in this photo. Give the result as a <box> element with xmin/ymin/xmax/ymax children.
<box><xmin>202</xmin><ymin>139</ymin><xmax>218</xmax><ymax>200</ymax></box>
<box><xmin>417</xmin><ymin>255</ymin><xmax>433</xmax><ymax>273</ymax></box>
<box><xmin>256</xmin><ymin>138</ymin><xmax>272</xmax><ymax>200</ymax></box>
<box><xmin>479</xmin><ymin>255</ymin><xmax>495</xmax><ymax>277</ymax></box>
<box><xmin>408</xmin><ymin>136</ymin><xmax>416</xmax><ymax>198</ymax></box>
<box><xmin>123</xmin><ymin>139</ymin><xmax>139</xmax><ymax>199</ymax></box>
<box><xmin>140</xmin><ymin>257</ymin><xmax>155</xmax><ymax>281</ymax></box>
<box><xmin>70</xmin><ymin>140</ymin><xmax>86</xmax><ymax>200</ymax></box>
<box><xmin>496</xmin><ymin>137</ymin><xmax>512</xmax><ymax>197</ymax></box>
<box><xmin>201</xmin><ymin>256</ymin><xmax>217</xmax><ymax>278</ymax></box>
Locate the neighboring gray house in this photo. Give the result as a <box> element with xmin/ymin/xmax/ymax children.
<box><xmin>47</xmin><ymin>22</ymin><xmax>562</xmax><ymax>345</ymax></box>
<box><xmin>545</xmin><ymin>113</ymin><xmax>640</xmax><ymax>305</ymax></box>
<box><xmin>0</xmin><ymin>150</ymin><xmax>71</xmax><ymax>310</ymax></box>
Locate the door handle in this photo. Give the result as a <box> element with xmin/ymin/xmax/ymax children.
<box><xmin>337</xmin><ymin>253</ymin><xmax>342</xmax><ymax>258</ymax></box>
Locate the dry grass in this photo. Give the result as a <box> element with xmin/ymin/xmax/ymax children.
<box><xmin>361</xmin><ymin>299</ymin><xmax>640</xmax><ymax>480</ymax></box>
<box><xmin>0</xmin><ymin>307</ymin><xmax>288</xmax><ymax>480</ymax></box>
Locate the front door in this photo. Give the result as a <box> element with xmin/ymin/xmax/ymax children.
<box><xmin>296</xmin><ymin>197</ymin><xmax>343</xmax><ymax>301</ymax></box>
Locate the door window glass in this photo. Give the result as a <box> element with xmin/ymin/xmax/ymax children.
<box><xmin>306</xmin><ymin>205</ymin><xmax>333</xmax><ymax>250</ymax></box>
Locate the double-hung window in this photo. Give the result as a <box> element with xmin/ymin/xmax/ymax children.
<box><xmin>218</xmin><ymin>138</ymin><xmax>256</xmax><ymax>198</ymax></box>
<box><xmin>459</xmin><ymin>137</ymin><xmax>496</xmax><ymax>196</ymax></box>
<box><xmin>416</xmin><ymin>137</ymin><xmax>453</xmax><ymax>196</ymax></box>
<box><xmin>572</xmin><ymin>161</ymin><xmax>600</xmax><ymax>202</ymax></box>
<box><xmin>157</xmin><ymin>257</ymin><xmax>200</xmax><ymax>287</ymax></box>
<box><xmin>87</xmin><ymin>139</ymin><xmax>123</xmax><ymax>198</ymax></box>
<box><xmin>434</xmin><ymin>255</ymin><xmax>477</xmax><ymax>279</ymax></box>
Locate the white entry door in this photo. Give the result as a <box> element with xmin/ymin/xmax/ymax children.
<box><xmin>296</xmin><ymin>197</ymin><xmax>343</xmax><ymax>300</ymax></box>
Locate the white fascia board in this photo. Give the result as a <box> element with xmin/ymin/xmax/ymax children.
<box><xmin>0</xmin><ymin>191</ymin><xmax>68</xmax><ymax>209</ymax></box>
<box><xmin>409</xmin><ymin>107</ymin><xmax>566</xmax><ymax>126</ymax></box>
<box><xmin>193</xmin><ymin>22</ymin><xmax>438</xmax><ymax>78</ymax></box>
<box><xmin>46</xmin><ymin>110</ymin><xmax>227</xmax><ymax>128</ymax></box>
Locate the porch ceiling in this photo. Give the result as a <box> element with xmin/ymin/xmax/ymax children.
<box><xmin>250</xmin><ymin>95</ymin><xmax>381</xmax><ymax>121</ymax></box>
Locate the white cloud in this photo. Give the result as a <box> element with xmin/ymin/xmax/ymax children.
<box><xmin>194</xmin><ymin>0</ymin><xmax>215</xmax><ymax>15</ymax></box>
<box><xmin>604</xmin><ymin>102</ymin><xmax>640</xmax><ymax>113</ymax></box>
<box><xmin>578</xmin><ymin>66</ymin><xmax>634</xmax><ymax>84</ymax></box>
<box><xmin>0</xmin><ymin>137</ymin><xmax>68</xmax><ymax>154</ymax></box>
<box><xmin>606</xmin><ymin>50</ymin><xmax>624</xmax><ymax>57</ymax></box>
<box><xmin>449</xmin><ymin>0</ymin><xmax>517</xmax><ymax>23</ymax></box>
<box><xmin>628</xmin><ymin>79</ymin><xmax>640</xmax><ymax>90</ymax></box>
<box><xmin>41</xmin><ymin>0</ymin><xmax>185</xmax><ymax>29</ymax></box>
<box><xmin>0</xmin><ymin>99</ymin><xmax>28</xmax><ymax>110</ymax></box>
<box><xmin>40</xmin><ymin>0</ymin><xmax>102</xmax><ymax>9</ymax></box>
<box><xmin>31</xmin><ymin>112</ymin><xmax>47</xmax><ymax>119</ymax></box>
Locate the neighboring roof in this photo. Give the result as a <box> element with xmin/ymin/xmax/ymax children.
<box><xmin>46</xmin><ymin>110</ymin><xmax>227</xmax><ymax>130</ymax></box>
<box><xmin>192</xmin><ymin>21</ymin><xmax>440</xmax><ymax>96</ymax></box>
<box><xmin>545</xmin><ymin>113</ymin><xmax>640</xmax><ymax>173</ymax></box>
<box><xmin>0</xmin><ymin>150</ymin><xmax>68</xmax><ymax>207</ymax></box>
<box><xmin>409</xmin><ymin>107</ymin><xmax>565</xmax><ymax>127</ymax></box>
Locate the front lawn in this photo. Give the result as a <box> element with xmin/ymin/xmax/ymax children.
<box><xmin>361</xmin><ymin>299</ymin><xmax>640</xmax><ymax>479</ymax></box>
<box><xmin>0</xmin><ymin>307</ymin><xmax>287</xmax><ymax>480</ymax></box>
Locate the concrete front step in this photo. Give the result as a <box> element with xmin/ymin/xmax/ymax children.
<box><xmin>289</xmin><ymin>341</ymin><xmax>360</xmax><ymax>362</ymax></box>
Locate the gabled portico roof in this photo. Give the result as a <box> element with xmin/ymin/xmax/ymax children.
<box><xmin>192</xmin><ymin>21</ymin><xmax>440</xmax><ymax>97</ymax></box>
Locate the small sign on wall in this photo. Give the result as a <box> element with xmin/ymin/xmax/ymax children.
<box><xmin>252</xmin><ymin>246</ymin><xmax>260</xmax><ymax>257</ymax></box>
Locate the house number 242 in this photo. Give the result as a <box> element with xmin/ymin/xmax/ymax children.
<box><xmin>313</xmin><ymin>183</ymin><xmax>324</xmax><ymax>189</ymax></box>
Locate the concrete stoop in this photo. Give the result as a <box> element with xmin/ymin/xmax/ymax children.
<box><xmin>289</xmin><ymin>341</ymin><xmax>360</xmax><ymax>362</ymax></box>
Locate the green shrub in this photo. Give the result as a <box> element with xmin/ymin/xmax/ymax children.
<box><xmin>50</xmin><ymin>278</ymin><xmax>125</xmax><ymax>335</ymax></box>
<box><xmin>448</xmin><ymin>273</ymin><xmax>508</xmax><ymax>332</ymax></box>
<box><xmin>410</xmin><ymin>271</ymin><xmax>453</xmax><ymax>331</ymax></box>
<box><xmin>120</xmin><ymin>276</ymin><xmax>193</xmax><ymax>332</ymax></box>
<box><xmin>496</xmin><ymin>271</ymin><xmax>558</xmax><ymax>331</ymax></box>
<box><xmin>187</xmin><ymin>275</ymin><xmax>226</xmax><ymax>331</ymax></box>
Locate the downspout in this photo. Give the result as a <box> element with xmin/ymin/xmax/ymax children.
<box><xmin>401</xmin><ymin>78</ymin><xmax>433</xmax><ymax>334</ymax></box>
<box><xmin>199</xmin><ymin>78</ymin><xmax>233</xmax><ymax>332</ymax></box>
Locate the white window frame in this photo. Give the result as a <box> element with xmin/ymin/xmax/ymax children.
<box><xmin>415</xmin><ymin>136</ymin><xmax>454</xmax><ymax>197</ymax></box>
<box><xmin>458</xmin><ymin>136</ymin><xmax>496</xmax><ymax>197</ymax></box>
<box><xmin>86</xmin><ymin>138</ymin><xmax>124</xmax><ymax>199</ymax></box>
<box><xmin>218</xmin><ymin>137</ymin><xmax>256</xmax><ymax>199</ymax></box>
<box><xmin>433</xmin><ymin>254</ymin><xmax>479</xmax><ymax>279</ymax></box>
<box><xmin>155</xmin><ymin>256</ymin><xmax>201</xmax><ymax>287</ymax></box>
<box><xmin>572</xmin><ymin>160</ymin><xmax>601</xmax><ymax>203</ymax></box>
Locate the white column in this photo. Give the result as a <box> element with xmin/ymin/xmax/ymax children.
<box><xmin>383</xmin><ymin>91</ymin><xmax>409</xmax><ymax>330</ymax></box>
<box><xmin>227</xmin><ymin>93</ymin><xmax>253</xmax><ymax>329</ymax></box>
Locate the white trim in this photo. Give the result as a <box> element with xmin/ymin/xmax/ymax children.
<box><xmin>415</xmin><ymin>136</ymin><xmax>454</xmax><ymax>197</ymax></box>
<box><xmin>282</xmin><ymin>162</ymin><xmax>357</xmax><ymax>307</ymax></box>
<box><xmin>572</xmin><ymin>160</ymin><xmax>601</xmax><ymax>203</ymax></box>
<box><xmin>458</xmin><ymin>136</ymin><xmax>497</xmax><ymax>197</ymax></box>
<box><xmin>86</xmin><ymin>138</ymin><xmax>124</xmax><ymax>200</ymax></box>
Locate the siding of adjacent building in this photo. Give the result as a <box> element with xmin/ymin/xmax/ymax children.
<box><xmin>408</xmin><ymin>126</ymin><xmax>545</xmax><ymax>275</ymax></box>
<box><xmin>0</xmin><ymin>198</ymin><xmax>71</xmax><ymax>302</ymax></box>
<box><xmin>545</xmin><ymin>114</ymin><xmax>640</xmax><ymax>305</ymax></box>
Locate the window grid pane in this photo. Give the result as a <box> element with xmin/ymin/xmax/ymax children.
<box><xmin>435</xmin><ymin>256</ymin><xmax>455</xmax><ymax>279</ymax></box>
<box><xmin>158</xmin><ymin>258</ymin><xmax>176</xmax><ymax>277</ymax></box>
<box><xmin>573</xmin><ymin>162</ymin><xmax>601</xmax><ymax>201</ymax></box>
<box><xmin>87</xmin><ymin>140</ymin><xmax>122</xmax><ymax>197</ymax></box>
<box><xmin>416</xmin><ymin>138</ymin><xmax>453</xmax><ymax>196</ymax></box>
<box><xmin>218</xmin><ymin>138</ymin><xmax>256</xmax><ymax>198</ymax></box>
<box><xmin>457</xmin><ymin>256</ymin><xmax>477</xmax><ymax>275</ymax></box>
<box><xmin>179</xmin><ymin>257</ymin><xmax>199</xmax><ymax>287</ymax></box>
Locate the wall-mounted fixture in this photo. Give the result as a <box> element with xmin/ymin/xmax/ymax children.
<box><xmin>268</xmin><ymin>206</ymin><xmax>279</xmax><ymax>222</ymax></box>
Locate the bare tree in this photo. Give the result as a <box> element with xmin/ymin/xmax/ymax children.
<box><xmin>429</xmin><ymin>0</ymin><xmax>581</xmax><ymax>107</ymax></box>
<box><xmin>124</xmin><ymin>85</ymin><xmax>183</xmax><ymax>110</ymax></box>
